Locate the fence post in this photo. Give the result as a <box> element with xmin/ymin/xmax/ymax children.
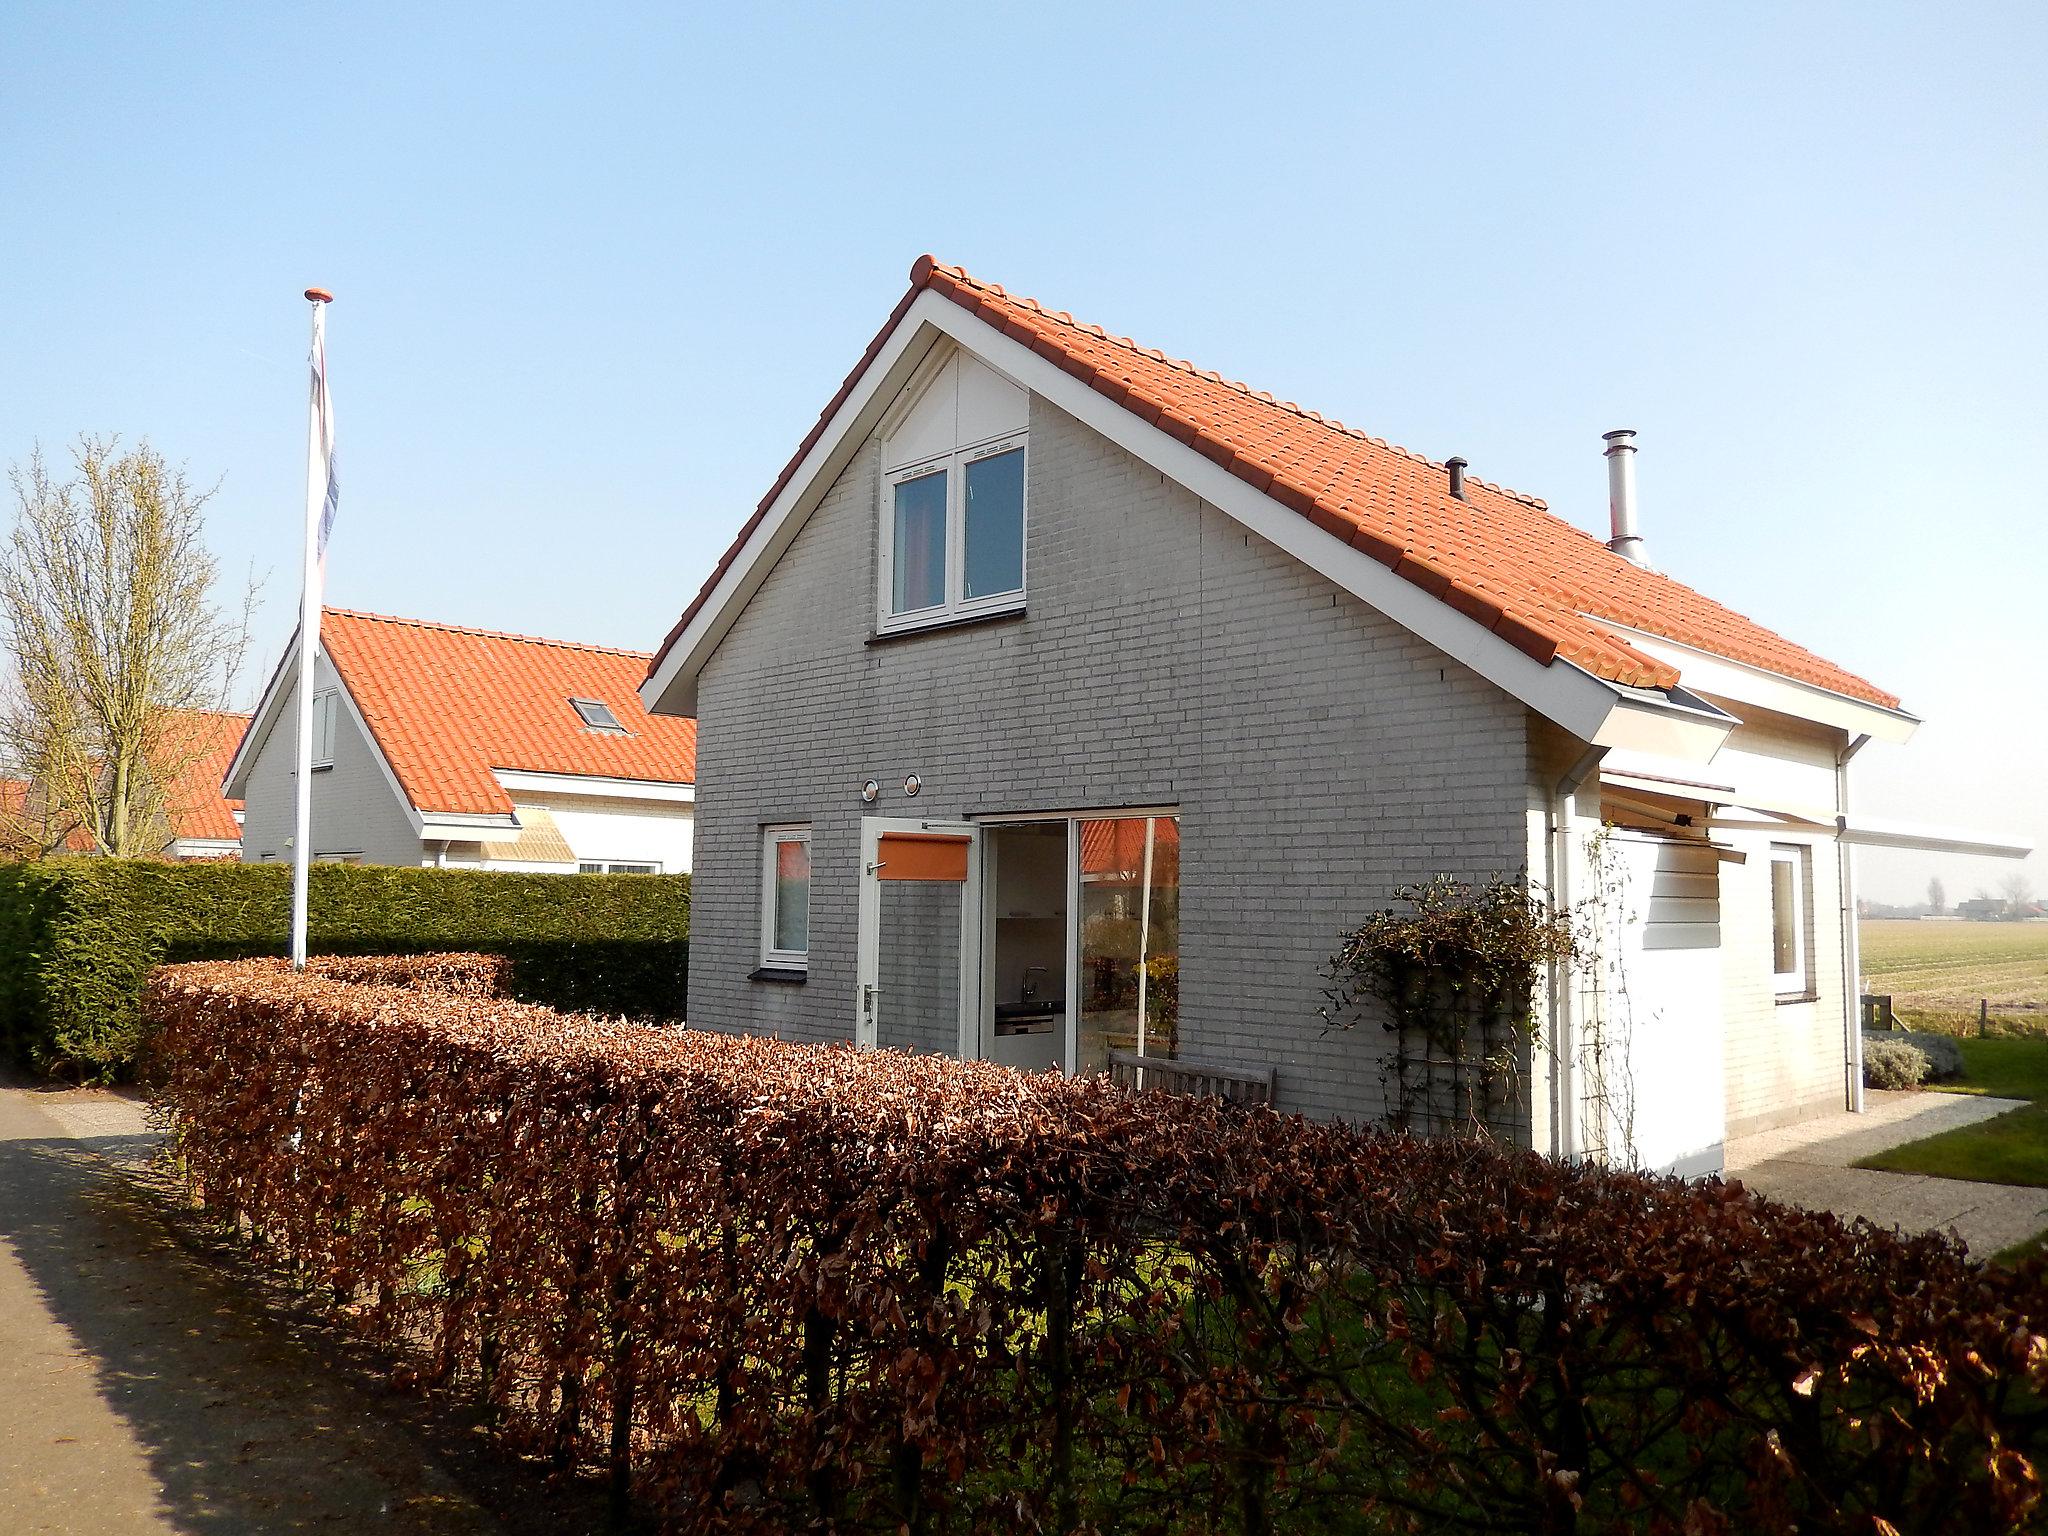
<box><xmin>1980</xmin><ymin>998</ymin><xmax>1989</xmax><ymax>1039</ymax></box>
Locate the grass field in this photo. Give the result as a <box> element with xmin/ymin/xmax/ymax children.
<box><xmin>1858</xmin><ymin>919</ymin><xmax>2048</xmax><ymax>1034</ymax></box>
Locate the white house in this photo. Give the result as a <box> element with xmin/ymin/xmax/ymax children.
<box><xmin>228</xmin><ymin>608</ymin><xmax>696</xmax><ymax>873</ymax></box>
<box><xmin>636</xmin><ymin>257</ymin><xmax>2027</xmax><ymax>1177</ymax></box>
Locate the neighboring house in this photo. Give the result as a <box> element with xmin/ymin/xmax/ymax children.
<box><xmin>0</xmin><ymin>709</ymin><xmax>248</xmax><ymax>861</ymax></box>
<box><xmin>227</xmin><ymin>609</ymin><xmax>697</xmax><ymax>873</ymax></box>
<box><xmin>0</xmin><ymin>777</ymin><xmax>94</xmax><ymax>858</ymax></box>
<box><xmin>638</xmin><ymin>257</ymin><xmax>2028</xmax><ymax>1175</ymax></box>
<box><xmin>159</xmin><ymin>709</ymin><xmax>249</xmax><ymax>860</ymax></box>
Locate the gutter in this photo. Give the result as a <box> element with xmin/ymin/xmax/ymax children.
<box><xmin>1837</xmin><ymin>733</ymin><xmax>1871</xmax><ymax>1114</ymax></box>
<box><xmin>1547</xmin><ymin>743</ymin><xmax>1607</xmax><ymax>1160</ymax></box>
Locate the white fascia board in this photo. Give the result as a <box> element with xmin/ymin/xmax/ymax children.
<box><xmin>640</xmin><ymin>303</ymin><xmax>952</xmax><ymax>716</ymax></box>
<box><xmin>920</xmin><ymin>298</ymin><xmax>1645</xmax><ymax>746</ymax></box>
<box><xmin>1597</xmin><ymin>622</ymin><xmax>1919</xmax><ymax>743</ymax></box>
<box><xmin>493</xmin><ymin>768</ymin><xmax>696</xmax><ymax>803</ymax></box>
<box><xmin>222</xmin><ymin>633</ymin><xmax>300</xmax><ymax>796</ymax></box>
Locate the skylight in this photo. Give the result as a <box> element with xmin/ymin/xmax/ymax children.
<box><xmin>569</xmin><ymin>697</ymin><xmax>626</xmax><ymax>733</ymax></box>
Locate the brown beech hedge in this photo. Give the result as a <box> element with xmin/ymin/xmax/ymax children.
<box><xmin>146</xmin><ymin>959</ymin><xmax>2047</xmax><ymax>1535</ymax></box>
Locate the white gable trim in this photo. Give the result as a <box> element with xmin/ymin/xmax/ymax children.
<box><xmin>641</xmin><ymin>289</ymin><xmax>1730</xmax><ymax>760</ymax></box>
<box><xmin>1594</xmin><ymin>621</ymin><xmax>1918</xmax><ymax>743</ymax></box>
<box><xmin>223</xmin><ymin>632</ymin><xmax>434</xmax><ymax>837</ymax></box>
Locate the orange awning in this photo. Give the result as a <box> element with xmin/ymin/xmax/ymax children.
<box><xmin>877</xmin><ymin>832</ymin><xmax>970</xmax><ymax>882</ymax></box>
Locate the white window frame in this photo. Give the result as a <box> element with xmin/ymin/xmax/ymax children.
<box><xmin>1769</xmin><ymin>843</ymin><xmax>1810</xmax><ymax>998</ymax></box>
<box><xmin>876</xmin><ymin>432</ymin><xmax>1028</xmax><ymax>634</ymax></box>
<box><xmin>579</xmin><ymin>860</ymin><xmax>660</xmax><ymax>875</ymax></box>
<box><xmin>760</xmin><ymin>824</ymin><xmax>812</xmax><ymax>971</ymax></box>
<box><xmin>311</xmin><ymin>689</ymin><xmax>339</xmax><ymax>769</ymax></box>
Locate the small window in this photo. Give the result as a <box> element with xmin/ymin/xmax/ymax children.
<box><xmin>570</xmin><ymin>697</ymin><xmax>626</xmax><ymax>733</ymax></box>
<box><xmin>579</xmin><ymin>860</ymin><xmax>659</xmax><ymax>875</ymax></box>
<box><xmin>311</xmin><ymin>689</ymin><xmax>338</xmax><ymax>768</ymax></box>
<box><xmin>1770</xmin><ymin>844</ymin><xmax>1810</xmax><ymax>997</ymax></box>
<box><xmin>760</xmin><ymin>825</ymin><xmax>811</xmax><ymax>970</ymax></box>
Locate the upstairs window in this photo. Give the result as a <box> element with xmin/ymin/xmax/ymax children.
<box><xmin>570</xmin><ymin>697</ymin><xmax>627</xmax><ymax>733</ymax></box>
<box><xmin>311</xmin><ymin>689</ymin><xmax>338</xmax><ymax>768</ymax></box>
<box><xmin>877</xmin><ymin>350</ymin><xmax>1028</xmax><ymax>633</ymax></box>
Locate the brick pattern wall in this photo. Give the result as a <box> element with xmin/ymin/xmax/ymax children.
<box><xmin>689</xmin><ymin>388</ymin><xmax>1532</xmax><ymax>1124</ymax></box>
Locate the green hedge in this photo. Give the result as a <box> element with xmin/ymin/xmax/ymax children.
<box><xmin>0</xmin><ymin>860</ymin><xmax>688</xmax><ymax>1078</ymax></box>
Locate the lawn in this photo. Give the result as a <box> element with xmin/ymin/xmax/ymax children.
<box><xmin>1856</xmin><ymin>1036</ymin><xmax>2048</xmax><ymax>1188</ymax></box>
<box><xmin>1859</xmin><ymin>918</ymin><xmax>2048</xmax><ymax>1034</ymax></box>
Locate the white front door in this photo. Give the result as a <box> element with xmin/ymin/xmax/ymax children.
<box><xmin>854</xmin><ymin>817</ymin><xmax>982</xmax><ymax>1055</ymax></box>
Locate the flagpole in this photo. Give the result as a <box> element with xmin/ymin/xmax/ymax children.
<box><xmin>290</xmin><ymin>287</ymin><xmax>333</xmax><ymax>970</ymax></box>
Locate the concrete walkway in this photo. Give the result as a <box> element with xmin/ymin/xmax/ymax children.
<box><xmin>1727</xmin><ymin>1089</ymin><xmax>2048</xmax><ymax>1258</ymax></box>
<box><xmin>0</xmin><ymin>1080</ymin><xmax>499</xmax><ymax>1535</ymax></box>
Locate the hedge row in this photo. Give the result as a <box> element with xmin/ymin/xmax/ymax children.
<box><xmin>146</xmin><ymin>958</ymin><xmax>2048</xmax><ymax>1535</ymax></box>
<box><xmin>0</xmin><ymin>860</ymin><xmax>687</xmax><ymax>1076</ymax></box>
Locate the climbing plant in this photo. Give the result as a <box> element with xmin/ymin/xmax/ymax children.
<box><xmin>1320</xmin><ymin>874</ymin><xmax>1578</xmax><ymax>1136</ymax></box>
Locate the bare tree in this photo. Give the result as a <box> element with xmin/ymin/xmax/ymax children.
<box><xmin>2003</xmin><ymin>870</ymin><xmax>2035</xmax><ymax>911</ymax></box>
<box><xmin>1926</xmin><ymin>876</ymin><xmax>1946</xmax><ymax>915</ymax></box>
<box><xmin>0</xmin><ymin>437</ymin><xmax>258</xmax><ymax>857</ymax></box>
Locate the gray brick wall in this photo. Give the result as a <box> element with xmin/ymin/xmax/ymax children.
<box><xmin>689</xmin><ymin>389</ymin><xmax>1532</xmax><ymax>1124</ymax></box>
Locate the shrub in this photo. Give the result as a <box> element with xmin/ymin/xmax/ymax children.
<box><xmin>1892</xmin><ymin>1028</ymin><xmax>1966</xmax><ymax>1080</ymax></box>
<box><xmin>0</xmin><ymin>861</ymin><xmax>687</xmax><ymax>1077</ymax></box>
<box><xmin>1864</xmin><ymin>1034</ymin><xmax>1933</xmax><ymax>1089</ymax></box>
<box><xmin>147</xmin><ymin>957</ymin><xmax>2048</xmax><ymax>1536</ymax></box>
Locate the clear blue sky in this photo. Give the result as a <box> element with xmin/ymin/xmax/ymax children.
<box><xmin>2</xmin><ymin>3</ymin><xmax>2041</xmax><ymax>902</ymax></box>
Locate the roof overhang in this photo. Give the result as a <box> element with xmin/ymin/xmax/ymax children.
<box><xmin>492</xmin><ymin>768</ymin><xmax>696</xmax><ymax>804</ymax></box>
<box><xmin>1595</xmin><ymin>621</ymin><xmax>1919</xmax><ymax>743</ymax></box>
<box><xmin>641</xmin><ymin>290</ymin><xmax>1737</xmax><ymax>761</ymax></box>
<box><xmin>420</xmin><ymin>812</ymin><xmax>524</xmax><ymax>844</ymax></box>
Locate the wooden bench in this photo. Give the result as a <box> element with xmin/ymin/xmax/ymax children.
<box><xmin>1106</xmin><ymin>1049</ymin><xmax>1276</xmax><ymax>1107</ymax></box>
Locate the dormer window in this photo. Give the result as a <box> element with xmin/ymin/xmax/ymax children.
<box><xmin>877</xmin><ymin>349</ymin><xmax>1028</xmax><ymax>634</ymax></box>
<box><xmin>570</xmin><ymin>697</ymin><xmax>626</xmax><ymax>733</ymax></box>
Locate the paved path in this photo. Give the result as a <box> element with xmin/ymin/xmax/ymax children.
<box><xmin>1727</xmin><ymin>1089</ymin><xmax>2048</xmax><ymax>1258</ymax></box>
<box><xmin>0</xmin><ymin>1081</ymin><xmax>498</xmax><ymax>1535</ymax></box>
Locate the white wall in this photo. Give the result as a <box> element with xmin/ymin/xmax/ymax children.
<box><xmin>534</xmin><ymin>792</ymin><xmax>694</xmax><ymax>873</ymax></box>
<box><xmin>1590</xmin><ymin>832</ymin><xmax>1727</xmax><ymax>1176</ymax></box>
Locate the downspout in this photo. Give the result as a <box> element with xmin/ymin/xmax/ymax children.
<box><xmin>1547</xmin><ymin>743</ymin><xmax>1608</xmax><ymax>1160</ymax></box>
<box><xmin>1836</xmin><ymin>733</ymin><xmax>1871</xmax><ymax>1112</ymax></box>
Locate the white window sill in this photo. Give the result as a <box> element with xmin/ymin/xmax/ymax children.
<box><xmin>869</xmin><ymin>603</ymin><xmax>1025</xmax><ymax>645</ymax></box>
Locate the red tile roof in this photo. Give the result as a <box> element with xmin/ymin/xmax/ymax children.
<box><xmin>650</xmin><ymin>257</ymin><xmax>1898</xmax><ymax>711</ymax></box>
<box><xmin>159</xmin><ymin>710</ymin><xmax>248</xmax><ymax>844</ymax></box>
<box><xmin>0</xmin><ymin>778</ymin><xmax>94</xmax><ymax>856</ymax></box>
<box><xmin>319</xmin><ymin>609</ymin><xmax>698</xmax><ymax>816</ymax></box>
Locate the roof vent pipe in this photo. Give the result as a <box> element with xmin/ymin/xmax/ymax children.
<box><xmin>1446</xmin><ymin>456</ymin><xmax>1468</xmax><ymax>501</ymax></box>
<box><xmin>1603</xmin><ymin>429</ymin><xmax>1647</xmax><ymax>566</ymax></box>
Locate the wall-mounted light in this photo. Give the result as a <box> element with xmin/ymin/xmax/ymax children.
<box><xmin>861</xmin><ymin>780</ymin><xmax>880</xmax><ymax>804</ymax></box>
<box><xmin>902</xmin><ymin>774</ymin><xmax>921</xmax><ymax>798</ymax></box>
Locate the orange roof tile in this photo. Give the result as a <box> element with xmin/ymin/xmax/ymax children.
<box><xmin>158</xmin><ymin>709</ymin><xmax>248</xmax><ymax>844</ymax></box>
<box><xmin>319</xmin><ymin>609</ymin><xmax>698</xmax><ymax>816</ymax></box>
<box><xmin>651</xmin><ymin>258</ymin><xmax>1898</xmax><ymax>712</ymax></box>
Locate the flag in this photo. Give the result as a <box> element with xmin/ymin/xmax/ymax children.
<box><xmin>310</xmin><ymin>311</ymin><xmax>339</xmax><ymax>563</ymax></box>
